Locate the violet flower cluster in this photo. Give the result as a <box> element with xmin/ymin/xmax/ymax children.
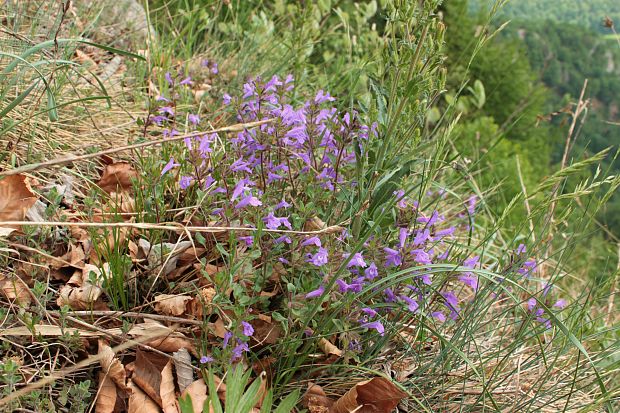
<box><xmin>147</xmin><ymin>65</ymin><xmax>567</xmax><ymax>364</ymax></box>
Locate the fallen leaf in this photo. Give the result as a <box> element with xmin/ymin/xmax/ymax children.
<box><xmin>104</xmin><ymin>191</ymin><xmax>136</xmax><ymax>216</ymax></box>
<box><xmin>128</xmin><ymin>380</ymin><xmax>161</xmax><ymax>413</ymax></box>
<box><xmin>0</xmin><ymin>274</ymin><xmax>32</xmax><ymax>306</ymax></box>
<box><xmin>140</xmin><ymin>238</ymin><xmax>195</xmax><ymax>277</ymax></box>
<box><xmin>318</xmin><ymin>338</ymin><xmax>343</xmax><ymax>359</ymax></box>
<box><xmin>303</xmin><ymin>383</ymin><xmax>333</xmax><ymax>413</ymax></box>
<box><xmin>133</xmin><ymin>349</ymin><xmax>169</xmax><ymax>406</ymax></box>
<box><xmin>187</xmin><ymin>287</ymin><xmax>216</xmax><ymax>318</ymax></box>
<box><xmin>304</xmin><ymin>216</ymin><xmax>327</xmax><ymax>232</ymax></box>
<box><xmin>250</xmin><ymin>318</ymin><xmax>282</xmax><ymax>346</ymax></box>
<box><xmin>98</xmin><ymin>340</ymin><xmax>129</xmax><ymax>391</ymax></box>
<box><xmin>154</xmin><ymin>294</ymin><xmax>193</xmax><ymax>317</ymax></box>
<box><xmin>49</xmin><ymin>244</ymin><xmax>86</xmax><ymax>270</ymax></box>
<box><xmin>97</xmin><ymin>162</ymin><xmax>138</xmax><ymax>194</ymax></box>
<box><xmin>254</xmin><ymin>372</ymin><xmax>268</xmax><ymax>409</ymax></box>
<box><xmin>0</xmin><ymin>175</ymin><xmax>38</xmax><ymax>229</ymax></box>
<box><xmin>95</xmin><ymin>371</ymin><xmax>117</xmax><ymax>413</ymax></box>
<box><xmin>180</xmin><ymin>379</ymin><xmax>208</xmax><ymax>413</ymax></box>
<box><xmin>161</xmin><ymin>360</ymin><xmax>179</xmax><ymax>413</ymax></box>
<box><xmin>0</xmin><ymin>227</ymin><xmax>15</xmax><ymax>237</ymax></box>
<box><xmin>128</xmin><ymin>320</ymin><xmax>198</xmax><ymax>356</ymax></box>
<box><xmin>330</xmin><ymin>377</ymin><xmax>407</xmax><ymax>413</ymax></box>
<box><xmin>173</xmin><ymin>348</ymin><xmax>193</xmax><ymax>393</ymax></box>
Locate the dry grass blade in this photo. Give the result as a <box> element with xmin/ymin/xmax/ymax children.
<box><xmin>0</xmin><ymin>119</ymin><xmax>273</xmax><ymax>176</ymax></box>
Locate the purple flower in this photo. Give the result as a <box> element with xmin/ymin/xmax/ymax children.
<box><xmin>345</xmin><ymin>252</ymin><xmax>367</xmax><ymax>268</ymax></box>
<box><xmin>241</xmin><ymin>321</ymin><xmax>254</xmax><ymax>337</ymax></box>
<box><xmin>399</xmin><ymin>228</ymin><xmax>408</xmax><ymax>248</ymax></box>
<box><xmin>384</xmin><ymin>247</ymin><xmax>402</xmax><ymax>267</ymax></box>
<box><xmin>165</xmin><ymin>72</ymin><xmax>174</xmax><ymax>85</ymax></box>
<box><xmin>467</xmin><ymin>195</ymin><xmax>477</xmax><ymax>215</ymax></box>
<box><xmin>336</xmin><ymin>279</ymin><xmax>363</xmax><ymax>293</ymax></box>
<box><xmin>418</xmin><ymin>273</ymin><xmax>432</xmax><ymax>285</ymax></box>
<box><xmin>274</xmin><ymin>199</ymin><xmax>291</xmax><ymax>210</ymax></box>
<box><xmin>231</xmin><ymin>341</ymin><xmax>249</xmax><ymax>361</ymax></box>
<box><xmin>179</xmin><ymin>176</ymin><xmax>193</xmax><ymax>189</ymax></box>
<box><xmin>458</xmin><ymin>273</ymin><xmax>479</xmax><ymax>290</ymax></box>
<box><xmin>364</xmin><ymin>262</ymin><xmax>379</xmax><ymax>280</ymax></box>
<box><xmin>418</xmin><ymin>210</ymin><xmax>440</xmax><ymax>226</ymax></box>
<box><xmin>463</xmin><ymin>256</ymin><xmax>479</xmax><ymax>268</ymax></box>
<box><xmin>199</xmin><ymin>355</ymin><xmax>214</xmax><ymax>364</ymax></box>
<box><xmin>384</xmin><ymin>288</ymin><xmax>396</xmax><ymax>303</ymax></box>
<box><xmin>314</xmin><ymin>89</ymin><xmax>335</xmax><ymax>104</ymax></box>
<box><xmin>263</xmin><ymin>213</ymin><xmax>292</xmax><ymax>230</ymax></box>
<box><xmin>360</xmin><ymin>321</ymin><xmax>385</xmax><ymax>336</ymax></box>
<box><xmin>301</xmin><ymin>236</ymin><xmax>322</xmax><ymax>247</ymax></box>
<box><xmin>236</xmin><ymin>194</ymin><xmax>262</xmax><ymax>209</ymax></box>
<box><xmin>223</xmin><ymin>331</ymin><xmax>233</xmax><ymax>349</ymax></box>
<box><xmin>275</xmin><ymin>235</ymin><xmax>292</xmax><ymax>244</ymax></box>
<box><xmin>238</xmin><ymin>236</ymin><xmax>253</xmax><ymax>246</ymax></box>
<box><xmin>161</xmin><ymin>158</ymin><xmax>180</xmax><ymax>176</ymax></box>
<box><xmin>400</xmin><ymin>295</ymin><xmax>419</xmax><ymax>313</ymax></box>
<box><xmin>553</xmin><ymin>299</ymin><xmax>567</xmax><ymax>309</ymax></box>
<box><xmin>431</xmin><ymin>311</ymin><xmax>446</xmax><ymax>322</ymax></box>
<box><xmin>442</xmin><ymin>291</ymin><xmax>460</xmax><ymax>314</ymax></box>
<box><xmin>189</xmin><ymin>114</ymin><xmax>200</xmax><ymax>125</ymax></box>
<box><xmin>527</xmin><ymin>298</ymin><xmax>537</xmax><ymax>311</ymax></box>
<box><xmin>305</xmin><ymin>284</ymin><xmax>325</xmax><ymax>299</ymax></box>
<box><xmin>278</xmin><ymin>257</ymin><xmax>290</xmax><ymax>265</ymax></box>
<box><xmin>413</xmin><ymin>229</ymin><xmax>430</xmax><ymax>246</ymax></box>
<box><xmin>394</xmin><ymin>189</ymin><xmax>407</xmax><ymax>208</ymax></box>
<box><xmin>411</xmin><ymin>249</ymin><xmax>432</xmax><ymax>265</ymax></box>
<box><xmin>308</xmin><ymin>247</ymin><xmax>329</xmax><ymax>266</ymax></box>
<box><xmin>434</xmin><ymin>227</ymin><xmax>456</xmax><ymax>240</ymax></box>
<box><xmin>223</xmin><ymin>93</ymin><xmax>232</xmax><ymax>105</ymax></box>
<box><xmin>516</xmin><ymin>244</ymin><xmax>527</xmax><ymax>255</ymax></box>
<box><xmin>159</xmin><ymin>106</ymin><xmax>175</xmax><ymax>116</ymax></box>
<box><xmin>361</xmin><ymin>307</ymin><xmax>378</xmax><ymax>317</ymax></box>
<box><xmin>179</xmin><ymin>76</ymin><xmax>193</xmax><ymax>86</ymax></box>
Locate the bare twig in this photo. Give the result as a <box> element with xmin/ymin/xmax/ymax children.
<box><xmin>0</xmin><ymin>220</ymin><xmax>345</xmax><ymax>235</ymax></box>
<box><xmin>0</xmin><ymin>119</ymin><xmax>273</xmax><ymax>176</ymax></box>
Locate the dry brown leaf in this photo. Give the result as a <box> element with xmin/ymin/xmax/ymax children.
<box><xmin>133</xmin><ymin>349</ymin><xmax>169</xmax><ymax>406</ymax></box>
<box><xmin>104</xmin><ymin>191</ymin><xmax>136</xmax><ymax>215</ymax></box>
<box><xmin>0</xmin><ymin>274</ymin><xmax>32</xmax><ymax>306</ymax></box>
<box><xmin>49</xmin><ymin>244</ymin><xmax>86</xmax><ymax>270</ymax></box>
<box><xmin>254</xmin><ymin>372</ymin><xmax>268</xmax><ymax>409</ymax></box>
<box><xmin>187</xmin><ymin>287</ymin><xmax>216</xmax><ymax>318</ymax></box>
<box><xmin>0</xmin><ymin>175</ymin><xmax>37</xmax><ymax>229</ymax></box>
<box><xmin>95</xmin><ymin>371</ymin><xmax>117</xmax><ymax>413</ymax></box>
<box><xmin>318</xmin><ymin>338</ymin><xmax>343</xmax><ymax>358</ymax></box>
<box><xmin>57</xmin><ymin>283</ymin><xmax>108</xmax><ymax>310</ymax></box>
<box><xmin>0</xmin><ymin>227</ymin><xmax>15</xmax><ymax>237</ymax></box>
<box><xmin>97</xmin><ymin>162</ymin><xmax>139</xmax><ymax>194</ymax></box>
<box><xmin>128</xmin><ymin>321</ymin><xmax>198</xmax><ymax>356</ymax></box>
<box><xmin>250</xmin><ymin>318</ymin><xmax>282</xmax><ymax>346</ymax></box>
<box><xmin>303</xmin><ymin>383</ymin><xmax>333</xmax><ymax>413</ymax></box>
<box><xmin>139</xmin><ymin>238</ymin><xmax>195</xmax><ymax>277</ymax></box>
<box><xmin>98</xmin><ymin>340</ymin><xmax>129</xmax><ymax>391</ymax></box>
<box><xmin>330</xmin><ymin>377</ymin><xmax>407</xmax><ymax>413</ymax></box>
<box><xmin>161</xmin><ymin>360</ymin><xmax>179</xmax><ymax>413</ymax></box>
<box><xmin>304</xmin><ymin>216</ymin><xmax>327</xmax><ymax>231</ymax></box>
<box><xmin>173</xmin><ymin>348</ymin><xmax>194</xmax><ymax>394</ymax></box>
<box><xmin>56</xmin><ymin>264</ymin><xmax>109</xmax><ymax>310</ymax></box>
<box><xmin>180</xmin><ymin>379</ymin><xmax>208</xmax><ymax>413</ymax></box>
<box><xmin>128</xmin><ymin>380</ymin><xmax>161</xmax><ymax>413</ymax></box>
<box><xmin>154</xmin><ymin>294</ymin><xmax>193</xmax><ymax>317</ymax></box>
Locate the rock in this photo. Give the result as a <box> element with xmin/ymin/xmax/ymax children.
<box><xmin>79</xmin><ymin>0</ymin><xmax>152</xmax><ymax>51</ymax></box>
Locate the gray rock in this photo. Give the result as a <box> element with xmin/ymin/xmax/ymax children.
<box><xmin>79</xmin><ymin>0</ymin><xmax>153</xmax><ymax>51</ymax></box>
